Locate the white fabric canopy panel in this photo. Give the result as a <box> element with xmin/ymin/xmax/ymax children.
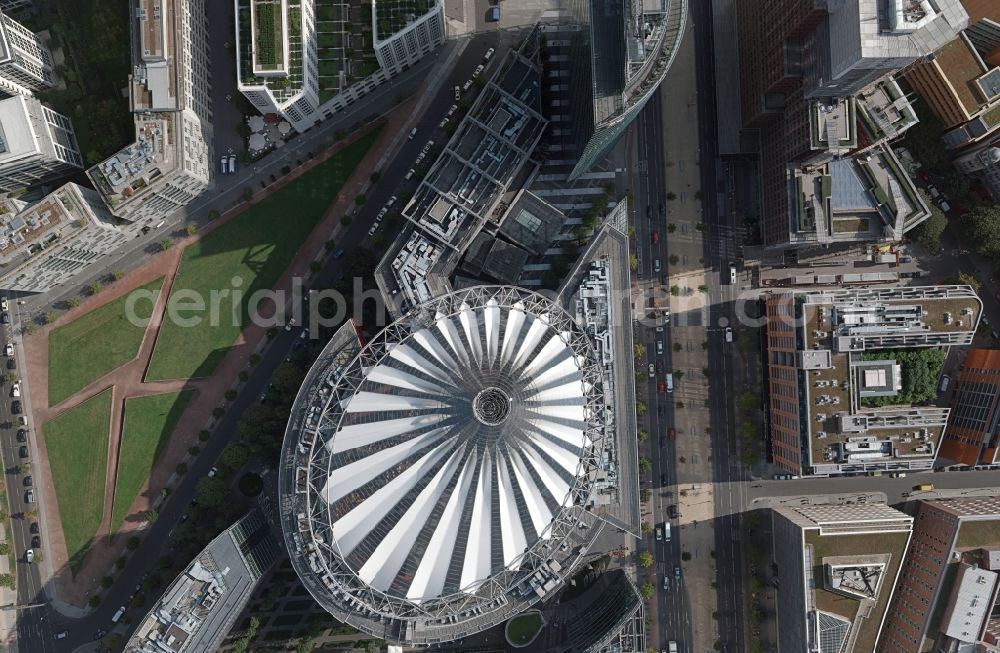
<box><xmin>316</xmin><ymin>300</ymin><xmax>594</xmax><ymax>602</ymax></box>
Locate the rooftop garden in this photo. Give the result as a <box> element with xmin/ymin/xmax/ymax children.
<box><xmin>375</xmin><ymin>0</ymin><xmax>432</xmax><ymax>39</ymax></box>
<box><xmin>859</xmin><ymin>348</ymin><xmax>945</xmax><ymax>408</ymax></box>
<box><xmin>315</xmin><ymin>0</ymin><xmax>381</xmax><ymax>104</ymax></box>
<box><xmin>238</xmin><ymin>0</ymin><xmax>304</xmax><ymax>101</ymax></box>
<box><xmin>810</xmin><ymin>99</ymin><xmax>857</xmax><ymax>150</ymax></box>
<box><xmin>254</xmin><ymin>0</ymin><xmax>285</xmax><ymax>70</ymax></box>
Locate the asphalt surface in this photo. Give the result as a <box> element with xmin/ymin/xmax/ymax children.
<box><xmin>632</xmin><ymin>90</ymin><xmax>692</xmax><ymax>652</ymax></box>
<box><xmin>7</xmin><ymin>27</ymin><xmax>514</xmax><ymax>653</ymax></box>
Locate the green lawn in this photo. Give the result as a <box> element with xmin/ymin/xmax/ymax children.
<box><xmin>44</xmin><ymin>388</ymin><xmax>113</xmax><ymax>573</ymax></box>
<box><xmin>47</xmin><ymin>278</ymin><xmax>164</xmax><ymax>406</ymax></box>
<box><xmin>506</xmin><ymin>613</ymin><xmax>542</xmax><ymax>645</ymax></box>
<box><xmin>146</xmin><ymin>129</ymin><xmax>381</xmax><ymax>380</ymax></box>
<box><xmin>110</xmin><ymin>390</ymin><xmax>194</xmax><ymax>535</ymax></box>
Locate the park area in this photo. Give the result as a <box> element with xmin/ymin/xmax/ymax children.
<box><xmin>44</xmin><ymin>389</ymin><xmax>113</xmax><ymax>572</ymax></box>
<box><xmin>110</xmin><ymin>390</ymin><xmax>194</xmax><ymax>535</ymax></box>
<box><xmin>505</xmin><ymin>612</ymin><xmax>543</xmax><ymax>647</ymax></box>
<box><xmin>145</xmin><ymin>128</ymin><xmax>380</xmax><ymax>381</ymax></box>
<box><xmin>47</xmin><ymin>279</ymin><xmax>162</xmax><ymax>406</ymax></box>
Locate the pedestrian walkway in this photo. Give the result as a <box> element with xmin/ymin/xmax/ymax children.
<box><xmin>0</xmin><ymin>519</ymin><xmax>16</xmax><ymax>650</ymax></box>
<box><xmin>19</xmin><ymin>107</ymin><xmax>415</xmax><ymax>613</ymax></box>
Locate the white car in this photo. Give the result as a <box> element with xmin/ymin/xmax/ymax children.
<box><xmin>447</xmin><ymin>104</ymin><xmax>458</xmax><ymax>117</ymax></box>
<box><xmin>25</xmin><ymin>549</ymin><xmax>33</xmax><ymax>564</ymax></box>
<box><xmin>454</xmin><ymin>85</ymin><xmax>461</xmax><ymax>100</ymax></box>
<box><xmin>439</xmin><ymin>117</ymin><xmax>449</xmax><ymax>129</ymax></box>
<box><xmin>10</xmin><ymin>382</ymin><xmax>19</xmax><ymax>398</ymax></box>
<box><xmin>0</xmin><ymin>297</ymin><xmax>8</xmax><ymax>311</ymax></box>
<box><xmin>484</xmin><ymin>47</ymin><xmax>495</xmax><ymax>61</ymax></box>
<box><xmin>4</xmin><ymin>342</ymin><xmax>12</xmax><ymax>357</ymax></box>
<box><xmin>725</xmin><ymin>327</ymin><xmax>733</xmax><ymax>343</ymax></box>
<box><xmin>387</xmin><ymin>195</ymin><xmax>398</xmax><ymax>206</ymax></box>
<box><xmin>368</xmin><ymin>222</ymin><xmax>380</xmax><ymax>237</ymax></box>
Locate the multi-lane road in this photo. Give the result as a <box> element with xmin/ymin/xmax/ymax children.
<box><xmin>5</xmin><ymin>29</ymin><xmax>512</xmax><ymax>653</ymax></box>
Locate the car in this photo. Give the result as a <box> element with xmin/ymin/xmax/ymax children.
<box><xmin>25</xmin><ymin>549</ymin><xmax>33</xmax><ymax>563</ymax></box>
<box><xmin>368</xmin><ymin>223</ymin><xmax>380</xmax><ymax>237</ymax></box>
<box><xmin>668</xmin><ymin>427</ymin><xmax>676</xmax><ymax>441</ymax></box>
<box><xmin>53</xmin><ymin>630</ymin><xmax>68</xmax><ymax>641</ymax></box>
<box><xmin>668</xmin><ymin>504</ymin><xmax>679</xmax><ymax>519</ymax></box>
<box><xmin>656</xmin><ymin>325</ymin><xmax>664</xmax><ymax>333</ymax></box>
<box><xmin>179</xmin><ymin>513</ymin><xmax>189</xmax><ymax>523</ymax></box>
<box><xmin>484</xmin><ymin>47</ymin><xmax>495</xmax><ymax>61</ymax></box>
<box><xmin>660</xmin><ymin>473</ymin><xmax>667</xmax><ymax>485</ymax></box>
<box><xmin>725</xmin><ymin>327</ymin><xmax>733</xmax><ymax>343</ymax></box>
<box><xmin>404</xmin><ymin>168</ymin><xmax>415</xmax><ymax>181</ymax></box>
<box><xmin>463</xmin><ymin>79</ymin><xmax>473</xmax><ymax>92</ymax></box>
<box><xmin>332</xmin><ymin>249</ymin><xmax>345</xmax><ymax>260</ymax></box>
<box><xmin>472</xmin><ymin>64</ymin><xmax>485</xmax><ymax>79</ymax></box>
<box><xmin>900</xmin><ymin>255</ymin><xmax>913</xmax><ymax>263</ymax></box>
<box><xmin>663</xmin><ymin>575</ymin><xmax>670</xmax><ymax>591</ymax></box>
<box><xmin>655</xmin><ymin>526</ymin><xmax>663</xmax><ymax>541</ymax></box>
<box><xmin>93</xmin><ymin>629</ymin><xmax>107</xmax><ymax>640</ymax></box>
<box><xmin>6</xmin><ymin>358</ymin><xmax>15</xmax><ymax>370</ymax></box>
<box><xmin>31</xmin><ymin>535</ymin><xmax>39</xmax><ymax>548</ymax></box>
<box><xmin>25</xmin><ymin>490</ymin><xmax>34</xmax><ymax>503</ymax></box>
<box><xmin>654</xmin><ymin>259</ymin><xmax>661</xmax><ymax>272</ymax></box>
<box><xmin>387</xmin><ymin>195</ymin><xmax>398</xmax><ymax>206</ymax></box>
<box><xmin>651</xmin><ymin>229</ymin><xmax>659</xmax><ymax>244</ymax></box>
<box><xmin>0</xmin><ymin>313</ymin><xmax>8</xmax><ymax>324</ymax></box>
<box><xmin>454</xmin><ymin>85</ymin><xmax>461</xmax><ymax>100</ymax></box>
<box><xmin>11</xmin><ymin>382</ymin><xmax>19</xmax><ymax>397</ymax></box>
<box><xmin>4</xmin><ymin>343</ymin><xmax>12</xmax><ymax>357</ymax></box>
<box><xmin>656</xmin><ymin>340</ymin><xmax>664</xmax><ymax>355</ymax></box>
<box><xmin>29</xmin><ymin>522</ymin><xmax>38</xmax><ymax>534</ymax></box>
<box><xmin>220</xmin><ymin>155</ymin><xmax>228</xmax><ymax>175</ymax></box>
<box><xmin>23</xmin><ymin>476</ymin><xmax>31</xmax><ymax>487</ymax></box>
<box><xmin>16</xmin><ymin>429</ymin><xmax>25</xmax><ymax>442</ymax></box>
<box><xmin>111</xmin><ymin>606</ymin><xmax>126</xmax><ymax>624</ymax></box>
<box><xmin>447</xmin><ymin>104</ymin><xmax>458</xmax><ymax>118</ymax></box>
<box><xmin>674</xmin><ymin>565</ymin><xmax>682</xmax><ymax>581</ymax></box>
<box><xmin>11</xmin><ymin>400</ymin><xmax>21</xmax><ymax>414</ymax></box>
<box><xmin>18</xmin><ymin>446</ymin><xmax>27</xmax><ymax>458</ymax></box>
<box><xmin>208</xmin><ymin>467</ymin><xmax>218</xmax><ymax>478</ymax></box>
<box><xmin>0</xmin><ymin>297</ymin><xmax>8</xmax><ymax>311</ymax></box>
<box><xmin>438</xmin><ymin>117</ymin><xmax>449</xmax><ymax>129</ymax></box>
<box><xmin>657</xmin><ymin>381</ymin><xmax>666</xmax><ymax>393</ymax></box>
<box><xmin>890</xmin><ymin>472</ymin><xmax>907</xmax><ymax>478</ymax></box>
<box><xmin>648</xmin><ymin>363</ymin><xmax>655</xmax><ymax>375</ymax></box>
<box><xmin>408</xmin><ymin>127</ymin><xmax>417</xmax><ymax>140</ymax></box>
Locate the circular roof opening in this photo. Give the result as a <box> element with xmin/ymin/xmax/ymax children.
<box><xmin>473</xmin><ymin>387</ymin><xmax>511</xmax><ymax>425</ymax></box>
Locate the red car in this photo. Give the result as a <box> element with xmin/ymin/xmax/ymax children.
<box><xmin>658</xmin><ymin>381</ymin><xmax>666</xmax><ymax>393</ymax></box>
<box><xmin>651</xmin><ymin>229</ymin><xmax>660</xmax><ymax>244</ymax></box>
<box><xmin>667</xmin><ymin>427</ymin><xmax>676</xmax><ymax>441</ymax></box>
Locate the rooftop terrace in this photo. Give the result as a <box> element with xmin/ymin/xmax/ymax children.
<box><xmin>373</xmin><ymin>0</ymin><xmax>433</xmax><ymax>41</ymax></box>
<box><xmin>792</xmin><ymin>287</ymin><xmax>981</xmax><ymax>474</ymax></box>
<box><xmin>236</xmin><ymin>0</ymin><xmax>305</xmax><ymax>102</ymax></box>
<box><xmin>87</xmin><ymin>116</ymin><xmax>174</xmax><ymax>209</ymax></box>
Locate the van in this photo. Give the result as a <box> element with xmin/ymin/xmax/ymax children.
<box><xmin>665</xmin><ymin>373</ymin><xmax>673</xmax><ymax>393</ymax></box>
<box><xmin>663</xmin><ymin>521</ymin><xmax>671</xmax><ymax>541</ymax></box>
<box><xmin>730</xmin><ymin>264</ymin><xmax>737</xmax><ymax>284</ymax></box>
<box><xmin>656</xmin><ymin>341</ymin><xmax>663</xmax><ymax>355</ymax></box>
<box><xmin>408</xmin><ymin>128</ymin><xmax>417</xmax><ymax>140</ymax></box>
<box><xmin>111</xmin><ymin>606</ymin><xmax>126</xmax><ymax>624</ymax></box>
<box><xmin>725</xmin><ymin>327</ymin><xmax>733</xmax><ymax>343</ymax></box>
<box><xmin>654</xmin><ymin>259</ymin><xmax>661</xmax><ymax>272</ymax></box>
<box><xmin>489</xmin><ymin>5</ymin><xmax>499</xmax><ymax>21</ymax></box>
<box><xmin>220</xmin><ymin>156</ymin><xmax>228</xmax><ymax>175</ymax></box>
<box><xmin>938</xmin><ymin>374</ymin><xmax>951</xmax><ymax>393</ymax></box>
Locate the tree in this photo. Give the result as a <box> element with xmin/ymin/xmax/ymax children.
<box><xmin>176</xmin><ymin>462</ymin><xmax>188</xmax><ymax>475</ymax></box>
<box><xmin>739</xmin><ymin>421</ymin><xmax>760</xmax><ymax>440</ymax></box>
<box><xmin>910</xmin><ymin>189</ymin><xmax>947</xmax><ymax>254</ymax></box>
<box><xmin>742</xmin><ymin>449</ymin><xmax>759</xmax><ymax>465</ymax></box>
<box><xmin>698</xmin><ymin>284</ymin><xmax>709</xmax><ymax>293</ymax></box>
<box><xmin>946</xmin><ymin>270</ymin><xmax>981</xmax><ymax>293</ymax></box>
<box><xmin>673</xmin><ymin>342</ymin><xmax>682</xmax><ymax>352</ymax></box>
<box><xmin>749</xmin><ymin>606</ymin><xmax>765</xmax><ymax>624</ymax></box>
<box><xmin>669</xmin><ymin>254</ymin><xmax>679</xmax><ymax>266</ymax></box>
<box><xmin>641</xmin><ymin>521</ymin><xmax>653</xmax><ymax>535</ymax></box>
<box><xmin>0</xmin><ymin>574</ymin><xmax>14</xmax><ymax>589</ymax></box>
<box><xmin>116</xmin><ymin>556</ymin><xmax>127</xmax><ymax>570</ymax></box>
<box><xmin>220</xmin><ymin>443</ymin><xmax>249</xmax><ymax>471</ymax></box>
<box><xmin>635</xmin><ymin>371</ymin><xmax>647</xmax><ymax>384</ymax></box>
<box><xmin>640</xmin><ymin>581</ymin><xmax>655</xmax><ymax>599</ymax></box>
<box><xmin>0</xmin><ymin>542</ymin><xmax>9</xmax><ymax>556</ymax></box>
<box><xmin>43</xmin><ymin>311</ymin><xmax>57</xmax><ymax>324</ymax></box>
<box><xmin>196</xmin><ymin>476</ymin><xmax>226</xmax><ymax>508</ymax></box>
<box><xmin>637</xmin><ymin>429</ymin><xmax>649</xmax><ymax>442</ymax></box>
<box><xmin>636</xmin><ymin>400</ymin><xmax>647</xmax><ymax>416</ymax></box>
<box><xmin>370</xmin><ymin>170</ymin><xmax>381</xmax><ymax>183</ymax></box>
<box><xmin>637</xmin><ymin>551</ymin><xmax>654</xmax><ymax>567</ymax></box>
<box><xmin>101</xmin><ymin>576</ymin><xmax>114</xmax><ymax>588</ymax></box>
<box><xmin>668</xmin><ymin>223</ymin><xmax>677</xmax><ymax>233</ymax></box>
<box><xmin>633</xmin><ymin>342</ymin><xmax>646</xmax><ymax>359</ymax></box>
<box><xmin>67</xmin><ymin>297</ymin><xmax>81</xmax><ymax>308</ymax></box>
<box><xmin>670</xmin><ymin>285</ymin><xmax>680</xmax><ymax>296</ymax></box>
<box><xmin>207</xmin><ymin>209</ymin><xmax>220</xmax><ymax>221</ymax></box>
<box><xmin>666</xmin><ymin>192</ymin><xmax>677</xmax><ymax>200</ymax></box>
<box><xmin>963</xmin><ymin>204</ymin><xmax>1000</xmax><ymax>259</ymax></box>
<box><xmin>354</xmin><ymin>193</ymin><xmax>367</xmax><ymax>205</ymax></box>
<box><xmin>748</xmin><ymin>575</ymin><xmax>765</xmax><ymax>593</ymax></box>
<box><xmin>88</xmin><ymin>595</ymin><xmax>102</xmax><ymax>607</ymax></box>
<box><xmin>185</xmin><ymin>224</ymin><xmax>198</xmax><ymax>236</ymax></box>
<box><xmin>341</xmin><ymin>214</ymin><xmax>353</xmax><ymax>227</ymax></box>
<box><xmin>242</xmin><ymin>186</ymin><xmax>253</xmax><ymax>202</ymax></box>
<box><xmin>640</xmin><ymin>488</ymin><xmax>651</xmax><ymax>502</ymax></box>
<box><xmin>638</xmin><ymin>456</ymin><xmax>651</xmax><ymax>473</ymax></box>
<box><xmin>737</xmin><ymin>333</ymin><xmax>756</xmax><ymax>353</ymax></box>
<box><xmin>681</xmin><ymin>551</ymin><xmax>691</xmax><ymax>561</ymax></box>
<box><xmin>737</xmin><ymin>391</ymin><xmax>758</xmax><ymax>414</ymax></box>
<box><xmin>126</xmin><ymin>536</ymin><xmax>140</xmax><ymax>551</ymax></box>
<box><xmin>159</xmin><ymin>238</ymin><xmax>172</xmax><ymax>251</ymax></box>
<box><xmin>144</xmin><ymin>509</ymin><xmax>158</xmax><ymax>523</ymax></box>
<box><xmin>3</xmin><ymin>372</ymin><xmax>16</xmax><ymax>384</ymax></box>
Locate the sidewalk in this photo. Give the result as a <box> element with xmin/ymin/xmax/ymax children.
<box><xmin>0</xmin><ymin>518</ymin><xmax>16</xmax><ymax>652</ymax></box>
<box><xmin>21</xmin><ymin>93</ymin><xmax>431</xmax><ymax>614</ymax></box>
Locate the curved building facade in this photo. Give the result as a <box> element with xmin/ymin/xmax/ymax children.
<box><xmin>278</xmin><ymin>286</ymin><xmax>609</xmax><ymax>644</ymax></box>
